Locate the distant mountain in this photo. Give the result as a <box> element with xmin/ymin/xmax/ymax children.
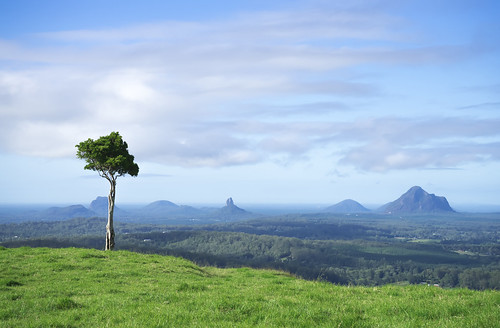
<box><xmin>378</xmin><ymin>186</ymin><xmax>454</xmax><ymax>214</ymax></box>
<box><xmin>219</xmin><ymin>198</ymin><xmax>248</xmax><ymax>214</ymax></box>
<box><xmin>38</xmin><ymin>205</ymin><xmax>96</xmax><ymax>220</ymax></box>
<box><xmin>89</xmin><ymin>196</ymin><xmax>127</xmax><ymax>217</ymax></box>
<box><xmin>89</xmin><ymin>196</ymin><xmax>109</xmax><ymax>216</ymax></box>
<box><xmin>142</xmin><ymin>200</ymin><xmax>179</xmax><ymax>214</ymax></box>
<box><xmin>140</xmin><ymin>200</ymin><xmax>202</xmax><ymax>218</ymax></box>
<box><xmin>324</xmin><ymin>199</ymin><xmax>370</xmax><ymax>213</ymax></box>
<box><xmin>210</xmin><ymin>198</ymin><xmax>254</xmax><ymax>220</ymax></box>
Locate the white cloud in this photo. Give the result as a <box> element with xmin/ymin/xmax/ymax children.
<box><xmin>337</xmin><ymin>118</ymin><xmax>500</xmax><ymax>172</ymax></box>
<box><xmin>0</xmin><ymin>3</ymin><xmax>499</xmax><ymax>173</ymax></box>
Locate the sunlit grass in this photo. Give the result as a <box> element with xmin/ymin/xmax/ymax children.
<box><xmin>1</xmin><ymin>246</ymin><xmax>498</xmax><ymax>327</ymax></box>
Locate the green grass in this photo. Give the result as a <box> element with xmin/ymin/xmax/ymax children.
<box><xmin>1</xmin><ymin>247</ymin><xmax>499</xmax><ymax>327</ymax></box>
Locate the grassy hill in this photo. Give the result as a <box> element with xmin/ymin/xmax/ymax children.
<box><xmin>1</xmin><ymin>247</ymin><xmax>499</xmax><ymax>327</ymax></box>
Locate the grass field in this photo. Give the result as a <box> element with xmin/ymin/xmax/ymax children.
<box><xmin>1</xmin><ymin>246</ymin><xmax>499</xmax><ymax>327</ymax></box>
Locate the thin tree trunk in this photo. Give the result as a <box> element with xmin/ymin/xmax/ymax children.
<box><xmin>105</xmin><ymin>178</ymin><xmax>116</xmax><ymax>250</ymax></box>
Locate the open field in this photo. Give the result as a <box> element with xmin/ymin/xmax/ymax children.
<box><xmin>1</xmin><ymin>247</ymin><xmax>499</xmax><ymax>327</ymax></box>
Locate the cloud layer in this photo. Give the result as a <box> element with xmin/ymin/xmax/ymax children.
<box><xmin>1</xmin><ymin>2</ymin><xmax>499</xmax><ymax>172</ymax></box>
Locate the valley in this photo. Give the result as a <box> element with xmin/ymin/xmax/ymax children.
<box><xmin>1</xmin><ymin>186</ymin><xmax>499</xmax><ymax>290</ymax></box>
<box><xmin>1</xmin><ymin>212</ymin><xmax>498</xmax><ymax>289</ymax></box>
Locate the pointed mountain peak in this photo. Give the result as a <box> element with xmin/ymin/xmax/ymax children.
<box><xmin>408</xmin><ymin>185</ymin><xmax>425</xmax><ymax>192</ymax></box>
<box><xmin>219</xmin><ymin>197</ymin><xmax>249</xmax><ymax>216</ymax></box>
<box><xmin>406</xmin><ymin>186</ymin><xmax>427</xmax><ymax>195</ymax></box>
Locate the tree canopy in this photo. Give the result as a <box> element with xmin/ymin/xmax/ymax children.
<box><xmin>76</xmin><ymin>131</ymin><xmax>139</xmax><ymax>181</ymax></box>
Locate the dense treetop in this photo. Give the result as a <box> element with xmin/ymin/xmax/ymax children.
<box><xmin>76</xmin><ymin>131</ymin><xmax>139</xmax><ymax>181</ymax></box>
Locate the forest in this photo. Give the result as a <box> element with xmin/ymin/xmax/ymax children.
<box><xmin>1</xmin><ymin>212</ymin><xmax>499</xmax><ymax>290</ymax></box>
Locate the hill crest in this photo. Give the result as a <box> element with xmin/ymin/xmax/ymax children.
<box><xmin>324</xmin><ymin>199</ymin><xmax>370</xmax><ymax>213</ymax></box>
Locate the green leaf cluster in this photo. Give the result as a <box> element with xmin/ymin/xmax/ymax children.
<box><xmin>76</xmin><ymin>131</ymin><xmax>139</xmax><ymax>181</ymax></box>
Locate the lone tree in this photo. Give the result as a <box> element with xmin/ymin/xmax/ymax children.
<box><xmin>76</xmin><ymin>132</ymin><xmax>139</xmax><ymax>250</ymax></box>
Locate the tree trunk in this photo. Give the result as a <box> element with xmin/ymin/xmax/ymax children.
<box><xmin>105</xmin><ymin>178</ymin><xmax>116</xmax><ymax>250</ymax></box>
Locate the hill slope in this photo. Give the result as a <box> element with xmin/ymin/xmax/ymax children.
<box><xmin>140</xmin><ymin>200</ymin><xmax>202</xmax><ymax>218</ymax></box>
<box><xmin>37</xmin><ymin>205</ymin><xmax>96</xmax><ymax>219</ymax></box>
<box><xmin>1</xmin><ymin>247</ymin><xmax>498</xmax><ymax>327</ymax></box>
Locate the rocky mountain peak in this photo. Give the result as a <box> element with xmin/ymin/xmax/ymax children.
<box><xmin>219</xmin><ymin>197</ymin><xmax>250</xmax><ymax>216</ymax></box>
<box><xmin>379</xmin><ymin>186</ymin><xmax>454</xmax><ymax>214</ymax></box>
<box><xmin>406</xmin><ymin>186</ymin><xmax>427</xmax><ymax>199</ymax></box>
<box><xmin>89</xmin><ymin>196</ymin><xmax>108</xmax><ymax>213</ymax></box>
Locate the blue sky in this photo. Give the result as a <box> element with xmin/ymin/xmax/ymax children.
<box><xmin>1</xmin><ymin>0</ymin><xmax>499</xmax><ymax>208</ymax></box>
